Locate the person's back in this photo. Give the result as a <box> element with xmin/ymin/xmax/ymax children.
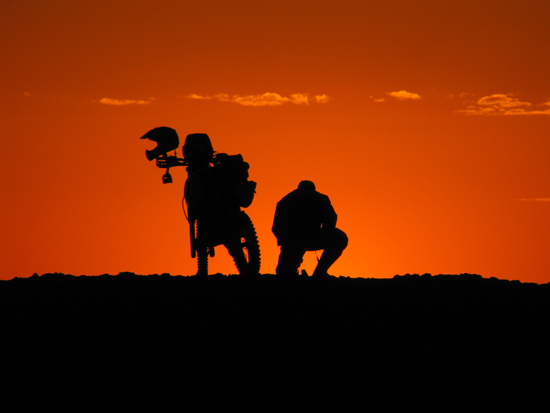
<box><xmin>273</xmin><ymin>183</ymin><xmax>336</xmax><ymax>247</ymax></box>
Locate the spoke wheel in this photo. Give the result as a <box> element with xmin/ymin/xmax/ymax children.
<box><xmin>225</xmin><ymin>211</ymin><xmax>261</xmax><ymax>277</ymax></box>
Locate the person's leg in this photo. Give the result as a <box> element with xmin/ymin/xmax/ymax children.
<box><xmin>275</xmin><ymin>245</ymin><xmax>306</xmax><ymax>278</ymax></box>
<box><xmin>309</xmin><ymin>228</ymin><xmax>348</xmax><ymax>277</ymax></box>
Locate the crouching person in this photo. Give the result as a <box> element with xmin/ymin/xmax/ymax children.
<box><xmin>272</xmin><ymin>180</ymin><xmax>348</xmax><ymax>279</ymax></box>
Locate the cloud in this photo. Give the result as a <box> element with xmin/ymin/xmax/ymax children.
<box><xmin>222</xmin><ymin>93</ymin><xmax>309</xmax><ymax>106</ymax></box>
<box><xmin>185</xmin><ymin>92</ymin><xmax>330</xmax><ymax>106</ymax></box>
<box><xmin>503</xmin><ymin>108</ymin><xmax>550</xmax><ymax>115</ymax></box>
<box><xmin>387</xmin><ymin>90</ymin><xmax>421</xmax><ymax>100</ymax></box>
<box><xmin>456</xmin><ymin>106</ymin><xmax>498</xmax><ymax>116</ymax></box>
<box><xmin>477</xmin><ymin>94</ymin><xmax>531</xmax><ymax>109</ymax></box>
<box><xmin>314</xmin><ymin>94</ymin><xmax>330</xmax><ymax>104</ymax></box>
<box><xmin>516</xmin><ymin>198</ymin><xmax>550</xmax><ymax>202</ymax></box>
<box><xmin>99</xmin><ymin>98</ymin><xmax>152</xmax><ymax>105</ymax></box>
<box><xmin>224</xmin><ymin>93</ymin><xmax>301</xmax><ymax>106</ymax></box>
<box><xmin>214</xmin><ymin>93</ymin><xmax>230</xmax><ymax>100</ymax></box>
<box><xmin>186</xmin><ymin>94</ymin><xmax>212</xmax><ymax>100</ymax></box>
<box><xmin>457</xmin><ymin>94</ymin><xmax>550</xmax><ymax>116</ymax></box>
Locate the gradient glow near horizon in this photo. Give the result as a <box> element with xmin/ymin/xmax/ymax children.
<box><xmin>1</xmin><ymin>0</ymin><xmax>549</xmax><ymax>283</ymax></box>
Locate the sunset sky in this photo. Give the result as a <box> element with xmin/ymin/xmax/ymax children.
<box><xmin>1</xmin><ymin>0</ymin><xmax>549</xmax><ymax>283</ymax></box>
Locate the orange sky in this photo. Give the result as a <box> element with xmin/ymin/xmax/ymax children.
<box><xmin>1</xmin><ymin>0</ymin><xmax>549</xmax><ymax>282</ymax></box>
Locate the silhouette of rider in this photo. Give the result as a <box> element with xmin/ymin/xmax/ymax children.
<box><xmin>272</xmin><ymin>180</ymin><xmax>348</xmax><ymax>278</ymax></box>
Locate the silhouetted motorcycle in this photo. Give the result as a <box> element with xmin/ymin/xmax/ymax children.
<box><xmin>141</xmin><ymin>127</ymin><xmax>260</xmax><ymax>276</ymax></box>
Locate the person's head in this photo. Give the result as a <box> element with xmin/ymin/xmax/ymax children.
<box><xmin>298</xmin><ymin>180</ymin><xmax>316</xmax><ymax>191</ymax></box>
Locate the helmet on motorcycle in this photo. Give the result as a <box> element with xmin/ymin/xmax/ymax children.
<box><xmin>141</xmin><ymin>126</ymin><xmax>179</xmax><ymax>161</ymax></box>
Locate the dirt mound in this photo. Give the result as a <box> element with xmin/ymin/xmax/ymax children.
<box><xmin>2</xmin><ymin>273</ymin><xmax>548</xmax><ymax>408</ymax></box>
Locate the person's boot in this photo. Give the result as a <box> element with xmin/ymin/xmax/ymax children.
<box><xmin>312</xmin><ymin>250</ymin><xmax>337</xmax><ymax>279</ymax></box>
<box><xmin>312</xmin><ymin>268</ymin><xmax>330</xmax><ymax>279</ymax></box>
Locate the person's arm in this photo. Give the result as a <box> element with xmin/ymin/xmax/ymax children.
<box><xmin>272</xmin><ymin>205</ymin><xmax>281</xmax><ymax>244</ymax></box>
<box><xmin>322</xmin><ymin>197</ymin><xmax>337</xmax><ymax>229</ymax></box>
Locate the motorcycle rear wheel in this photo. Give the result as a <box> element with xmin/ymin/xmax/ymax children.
<box><xmin>225</xmin><ymin>211</ymin><xmax>261</xmax><ymax>277</ymax></box>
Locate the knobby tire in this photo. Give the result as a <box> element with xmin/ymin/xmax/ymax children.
<box><xmin>225</xmin><ymin>211</ymin><xmax>261</xmax><ymax>277</ymax></box>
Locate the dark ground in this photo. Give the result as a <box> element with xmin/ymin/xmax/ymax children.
<box><xmin>2</xmin><ymin>272</ymin><xmax>549</xmax><ymax>409</ymax></box>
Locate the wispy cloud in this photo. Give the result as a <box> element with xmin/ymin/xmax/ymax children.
<box><xmin>387</xmin><ymin>90</ymin><xmax>421</xmax><ymax>100</ymax></box>
<box><xmin>186</xmin><ymin>94</ymin><xmax>213</xmax><ymax>100</ymax></box>
<box><xmin>457</xmin><ymin>94</ymin><xmax>550</xmax><ymax>116</ymax></box>
<box><xmin>185</xmin><ymin>92</ymin><xmax>330</xmax><ymax>107</ymax></box>
<box><xmin>229</xmin><ymin>93</ymin><xmax>309</xmax><ymax>106</ymax></box>
<box><xmin>477</xmin><ymin>94</ymin><xmax>531</xmax><ymax>109</ymax></box>
<box><xmin>314</xmin><ymin>94</ymin><xmax>330</xmax><ymax>104</ymax></box>
<box><xmin>99</xmin><ymin>98</ymin><xmax>152</xmax><ymax>105</ymax></box>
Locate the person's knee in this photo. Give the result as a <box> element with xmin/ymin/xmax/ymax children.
<box><xmin>332</xmin><ymin>228</ymin><xmax>348</xmax><ymax>251</ymax></box>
